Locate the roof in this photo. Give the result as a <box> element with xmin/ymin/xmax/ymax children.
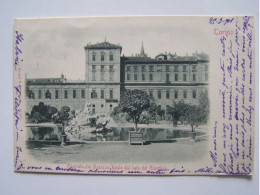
<box><xmin>174</xmin><ymin>56</ymin><xmax>198</xmax><ymax>61</ymax></box>
<box><xmin>123</xmin><ymin>56</ymin><xmax>152</xmax><ymax>61</ymax></box>
<box><xmin>26</xmin><ymin>77</ymin><xmax>64</xmax><ymax>84</ymax></box>
<box><xmin>85</xmin><ymin>41</ymin><xmax>122</xmax><ymax>52</ymax></box>
<box><xmin>121</xmin><ymin>55</ymin><xmax>205</xmax><ymax>64</ymax></box>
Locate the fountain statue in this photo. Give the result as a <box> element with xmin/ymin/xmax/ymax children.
<box><xmin>65</xmin><ymin>102</ymin><xmax>111</xmax><ymax>141</ymax></box>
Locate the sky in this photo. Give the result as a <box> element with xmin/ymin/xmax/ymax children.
<box><xmin>16</xmin><ymin>16</ymin><xmax>212</xmax><ymax>80</ymax></box>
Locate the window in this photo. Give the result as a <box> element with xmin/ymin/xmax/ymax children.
<box><xmin>149</xmin><ymin>65</ymin><xmax>154</xmax><ymax>72</ymax></box>
<box><xmin>193</xmin><ymin>74</ymin><xmax>196</xmax><ymax>81</ymax></box>
<box><xmin>166</xmin><ymin>74</ymin><xmax>170</xmax><ymax>82</ymax></box>
<box><xmin>205</xmin><ymin>65</ymin><xmax>208</xmax><ymax>71</ymax></box>
<box><xmin>101</xmin><ymin>104</ymin><xmax>104</xmax><ymax>108</ymax></box>
<box><xmin>109</xmin><ymin>53</ymin><xmax>113</xmax><ymax>61</ymax></box>
<box><xmin>174</xmin><ymin>65</ymin><xmax>179</xmax><ymax>72</ymax></box>
<box><xmin>142</xmin><ymin>74</ymin><xmax>145</xmax><ymax>81</ymax></box>
<box><xmin>174</xmin><ymin>91</ymin><xmax>178</xmax><ymax>99</ymax></box>
<box><xmin>92</xmin><ymin>65</ymin><xmax>96</xmax><ymax>81</ymax></box>
<box><xmin>45</xmin><ymin>90</ymin><xmax>51</xmax><ymax>99</ymax></box>
<box><xmin>28</xmin><ymin>90</ymin><xmax>35</xmax><ymax>99</ymax></box>
<box><xmin>205</xmin><ymin>73</ymin><xmax>208</xmax><ymax>81</ymax></box>
<box><xmin>166</xmin><ymin>90</ymin><xmax>170</xmax><ymax>99</ymax></box>
<box><xmin>92</xmin><ymin>52</ymin><xmax>96</xmax><ymax>61</ymax></box>
<box><xmin>109</xmin><ymin>89</ymin><xmax>113</xmax><ymax>99</ymax></box>
<box><xmin>183</xmin><ymin>65</ymin><xmax>187</xmax><ymax>72</ymax></box>
<box><xmin>183</xmin><ymin>91</ymin><xmax>187</xmax><ymax>99</ymax></box>
<box><xmin>73</xmin><ymin>90</ymin><xmax>76</xmax><ymax>99</ymax></box>
<box><xmin>109</xmin><ymin>66</ymin><xmax>114</xmax><ymax>81</ymax></box>
<box><xmin>109</xmin><ymin>74</ymin><xmax>113</xmax><ymax>81</ymax></box>
<box><xmin>55</xmin><ymin>90</ymin><xmax>59</xmax><ymax>99</ymax></box>
<box><xmin>149</xmin><ymin>74</ymin><xmax>153</xmax><ymax>81</ymax></box>
<box><xmin>101</xmin><ymin>65</ymin><xmax>105</xmax><ymax>81</ymax></box>
<box><xmin>166</xmin><ymin>65</ymin><xmax>170</xmax><ymax>72</ymax></box>
<box><xmin>192</xmin><ymin>65</ymin><xmax>197</xmax><ymax>72</ymax></box>
<box><xmin>127</xmin><ymin>74</ymin><xmax>130</xmax><ymax>81</ymax></box>
<box><xmin>101</xmin><ymin>89</ymin><xmax>105</xmax><ymax>99</ymax></box>
<box><xmin>38</xmin><ymin>90</ymin><xmax>42</xmax><ymax>99</ymax></box>
<box><xmin>175</xmin><ymin>73</ymin><xmax>178</xmax><ymax>81</ymax></box>
<box><xmin>64</xmin><ymin>90</ymin><xmax>68</xmax><ymax>99</ymax></box>
<box><xmin>101</xmin><ymin>52</ymin><xmax>105</xmax><ymax>61</ymax></box>
<box><xmin>192</xmin><ymin>90</ymin><xmax>197</xmax><ymax>99</ymax></box>
<box><xmin>142</xmin><ymin>66</ymin><xmax>145</xmax><ymax>72</ymax></box>
<box><xmin>157</xmin><ymin>65</ymin><xmax>162</xmax><ymax>72</ymax></box>
<box><xmin>100</xmin><ymin>65</ymin><xmax>105</xmax><ymax>72</ymax></box>
<box><xmin>158</xmin><ymin>90</ymin><xmax>161</xmax><ymax>99</ymax></box>
<box><xmin>149</xmin><ymin>90</ymin><xmax>153</xmax><ymax>98</ymax></box>
<box><xmin>126</xmin><ymin>66</ymin><xmax>131</xmax><ymax>72</ymax></box>
<box><xmin>134</xmin><ymin>74</ymin><xmax>137</xmax><ymax>81</ymax></box>
<box><xmin>92</xmin><ymin>104</ymin><xmax>95</xmax><ymax>113</ymax></box>
<box><xmin>91</xmin><ymin>89</ymin><xmax>97</xmax><ymax>99</ymax></box>
<box><xmin>183</xmin><ymin>73</ymin><xmax>187</xmax><ymax>81</ymax></box>
<box><xmin>158</xmin><ymin>105</ymin><xmax>161</xmax><ymax>110</ymax></box>
<box><xmin>109</xmin><ymin>65</ymin><xmax>114</xmax><ymax>72</ymax></box>
<box><xmin>81</xmin><ymin>89</ymin><xmax>85</xmax><ymax>98</ymax></box>
<box><xmin>134</xmin><ymin>66</ymin><xmax>138</xmax><ymax>72</ymax></box>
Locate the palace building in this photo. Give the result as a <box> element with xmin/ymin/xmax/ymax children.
<box><xmin>26</xmin><ymin>41</ymin><xmax>209</xmax><ymax>114</ymax></box>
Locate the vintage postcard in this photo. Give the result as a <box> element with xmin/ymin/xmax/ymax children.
<box><xmin>13</xmin><ymin>16</ymin><xmax>255</xmax><ymax>175</ymax></box>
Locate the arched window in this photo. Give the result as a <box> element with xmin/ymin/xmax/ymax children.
<box><xmin>45</xmin><ymin>90</ymin><xmax>51</xmax><ymax>99</ymax></box>
<box><xmin>28</xmin><ymin>90</ymin><xmax>35</xmax><ymax>99</ymax></box>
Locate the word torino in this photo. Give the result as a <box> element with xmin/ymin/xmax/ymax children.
<box><xmin>214</xmin><ymin>28</ymin><xmax>233</xmax><ymax>36</ymax></box>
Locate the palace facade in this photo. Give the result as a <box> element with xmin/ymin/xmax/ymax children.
<box><xmin>26</xmin><ymin>41</ymin><xmax>209</xmax><ymax>114</ymax></box>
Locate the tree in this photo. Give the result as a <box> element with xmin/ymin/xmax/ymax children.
<box><xmin>185</xmin><ymin>105</ymin><xmax>203</xmax><ymax>132</ymax></box>
<box><xmin>29</xmin><ymin>102</ymin><xmax>58</xmax><ymax>123</ymax></box>
<box><xmin>146</xmin><ymin>100</ymin><xmax>157</xmax><ymax>124</ymax></box>
<box><xmin>166</xmin><ymin>101</ymin><xmax>188</xmax><ymax>127</ymax></box>
<box><xmin>198</xmin><ymin>92</ymin><xmax>209</xmax><ymax>124</ymax></box>
<box><xmin>53</xmin><ymin>106</ymin><xmax>72</xmax><ymax>135</ymax></box>
<box><xmin>139</xmin><ymin>106</ymin><xmax>157</xmax><ymax>125</ymax></box>
<box><xmin>119</xmin><ymin>89</ymin><xmax>151</xmax><ymax>131</ymax></box>
<box><xmin>156</xmin><ymin>107</ymin><xmax>165</xmax><ymax>120</ymax></box>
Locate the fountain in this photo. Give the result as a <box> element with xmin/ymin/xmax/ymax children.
<box><xmin>26</xmin><ymin>102</ymin><xmax>111</xmax><ymax>145</ymax></box>
<box><xmin>65</xmin><ymin>102</ymin><xmax>111</xmax><ymax>142</ymax></box>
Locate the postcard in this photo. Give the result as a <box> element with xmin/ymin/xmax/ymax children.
<box><xmin>13</xmin><ymin>16</ymin><xmax>255</xmax><ymax>175</ymax></box>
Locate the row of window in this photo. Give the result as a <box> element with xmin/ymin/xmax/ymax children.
<box><xmin>92</xmin><ymin>65</ymin><xmax>115</xmax><ymax>72</ymax></box>
<box><xmin>90</xmin><ymin>89</ymin><xmax>114</xmax><ymax>99</ymax></box>
<box><xmin>125</xmin><ymin>64</ymin><xmax>208</xmax><ymax>72</ymax></box>
<box><xmin>37</xmin><ymin>89</ymin><xmax>116</xmax><ymax>100</ymax></box>
<box><xmin>33</xmin><ymin>89</ymin><xmax>86</xmax><ymax>99</ymax></box>
<box><xmin>92</xmin><ymin>52</ymin><xmax>114</xmax><ymax>61</ymax></box>
<box><xmin>30</xmin><ymin>89</ymin><xmax>116</xmax><ymax>100</ymax></box>
<box><xmin>126</xmin><ymin>73</ymin><xmax>208</xmax><ymax>82</ymax></box>
<box><xmin>92</xmin><ymin>72</ymin><xmax>114</xmax><ymax>81</ymax></box>
<box><xmin>149</xmin><ymin>90</ymin><xmax>197</xmax><ymax>99</ymax></box>
<box><xmin>28</xmin><ymin>88</ymin><xmax>197</xmax><ymax>100</ymax></box>
<box><xmin>90</xmin><ymin>104</ymin><xmax>114</xmax><ymax>114</ymax></box>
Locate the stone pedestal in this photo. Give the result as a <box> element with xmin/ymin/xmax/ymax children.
<box><xmin>129</xmin><ymin>132</ymin><xmax>144</xmax><ymax>145</ymax></box>
<box><xmin>189</xmin><ymin>131</ymin><xmax>196</xmax><ymax>140</ymax></box>
<box><xmin>60</xmin><ymin>135</ymin><xmax>67</xmax><ymax>146</ymax></box>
